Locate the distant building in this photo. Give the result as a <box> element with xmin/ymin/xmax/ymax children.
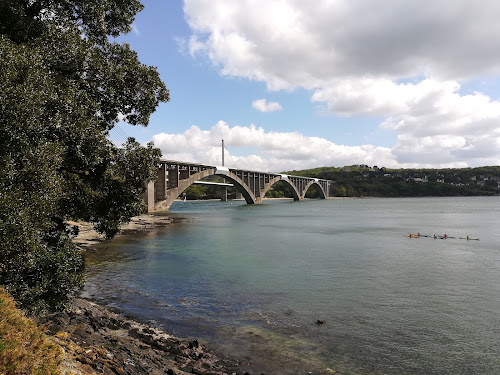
<box><xmin>412</xmin><ymin>176</ymin><xmax>428</xmax><ymax>183</ymax></box>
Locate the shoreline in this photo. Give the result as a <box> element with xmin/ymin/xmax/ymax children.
<box><xmin>49</xmin><ymin>215</ymin><xmax>254</xmax><ymax>374</ymax></box>
<box><xmin>58</xmin><ymin>214</ymin><xmax>335</xmax><ymax>375</ymax></box>
<box><xmin>68</xmin><ymin>214</ymin><xmax>178</xmax><ymax>251</ymax></box>
<box><xmin>38</xmin><ymin>296</ymin><xmax>245</xmax><ymax>375</ymax></box>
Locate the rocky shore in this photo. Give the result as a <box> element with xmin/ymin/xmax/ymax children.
<box><xmin>68</xmin><ymin>214</ymin><xmax>178</xmax><ymax>251</ymax></box>
<box><xmin>43</xmin><ymin>215</ymin><xmax>251</xmax><ymax>375</ymax></box>
<box><xmin>37</xmin><ymin>297</ymin><xmax>247</xmax><ymax>375</ymax></box>
<box><xmin>46</xmin><ymin>215</ymin><xmax>335</xmax><ymax>375</ymax></box>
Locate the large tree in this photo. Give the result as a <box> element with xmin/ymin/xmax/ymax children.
<box><xmin>0</xmin><ymin>1</ymin><xmax>168</xmax><ymax>314</ymax></box>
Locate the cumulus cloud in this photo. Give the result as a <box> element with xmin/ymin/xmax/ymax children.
<box><xmin>252</xmin><ymin>98</ymin><xmax>283</xmax><ymax>112</ymax></box>
<box><xmin>150</xmin><ymin>121</ymin><xmax>468</xmax><ymax>172</ymax></box>
<box><xmin>182</xmin><ymin>0</ymin><xmax>500</xmax><ymax>167</ymax></box>
<box><xmin>184</xmin><ymin>0</ymin><xmax>500</xmax><ymax>84</ymax></box>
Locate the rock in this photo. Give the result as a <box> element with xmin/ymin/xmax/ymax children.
<box><xmin>128</xmin><ymin>327</ymin><xmax>141</xmax><ymax>339</ymax></box>
<box><xmin>315</xmin><ymin>319</ymin><xmax>326</xmax><ymax>325</ymax></box>
<box><xmin>142</xmin><ymin>327</ymin><xmax>155</xmax><ymax>335</ymax></box>
<box><xmin>188</xmin><ymin>339</ymin><xmax>199</xmax><ymax>349</ymax></box>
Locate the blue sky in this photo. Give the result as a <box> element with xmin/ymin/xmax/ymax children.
<box><xmin>113</xmin><ymin>0</ymin><xmax>500</xmax><ymax>172</ymax></box>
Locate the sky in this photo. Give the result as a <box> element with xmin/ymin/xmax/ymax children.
<box><xmin>112</xmin><ymin>0</ymin><xmax>500</xmax><ymax>172</ymax></box>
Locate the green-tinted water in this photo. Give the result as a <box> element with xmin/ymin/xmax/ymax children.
<box><xmin>84</xmin><ymin>197</ymin><xmax>500</xmax><ymax>374</ymax></box>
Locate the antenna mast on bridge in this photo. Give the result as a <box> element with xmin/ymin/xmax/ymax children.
<box><xmin>222</xmin><ymin>139</ymin><xmax>225</xmax><ymax>166</ymax></box>
<box><xmin>221</xmin><ymin>139</ymin><xmax>227</xmax><ymax>201</ymax></box>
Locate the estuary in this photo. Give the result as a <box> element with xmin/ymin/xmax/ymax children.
<box><xmin>83</xmin><ymin>197</ymin><xmax>500</xmax><ymax>374</ymax></box>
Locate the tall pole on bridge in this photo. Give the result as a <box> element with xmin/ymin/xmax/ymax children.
<box><xmin>222</xmin><ymin>139</ymin><xmax>225</xmax><ymax>166</ymax></box>
<box><xmin>221</xmin><ymin>139</ymin><xmax>227</xmax><ymax>201</ymax></box>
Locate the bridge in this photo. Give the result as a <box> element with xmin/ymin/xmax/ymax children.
<box><xmin>145</xmin><ymin>160</ymin><xmax>332</xmax><ymax>212</ymax></box>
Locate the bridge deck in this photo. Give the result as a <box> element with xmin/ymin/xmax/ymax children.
<box><xmin>145</xmin><ymin>160</ymin><xmax>332</xmax><ymax>211</ymax></box>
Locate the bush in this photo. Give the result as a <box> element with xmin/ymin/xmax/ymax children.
<box><xmin>0</xmin><ymin>0</ymin><xmax>166</xmax><ymax>313</ymax></box>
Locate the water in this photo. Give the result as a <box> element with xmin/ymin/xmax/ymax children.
<box><xmin>83</xmin><ymin>197</ymin><xmax>500</xmax><ymax>374</ymax></box>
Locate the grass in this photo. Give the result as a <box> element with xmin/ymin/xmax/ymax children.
<box><xmin>0</xmin><ymin>287</ymin><xmax>63</xmax><ymax>374</ymax></box>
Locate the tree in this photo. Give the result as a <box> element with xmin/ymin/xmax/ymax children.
<box><xmin>0</xmin><ymin>1</ymin><xmax>168</xmax><ymax>314</ymax></box>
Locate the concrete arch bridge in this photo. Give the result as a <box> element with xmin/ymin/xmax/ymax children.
<box><xmin>145</xmin><ymin>160</ymin><xmax>332</xmax><ymax>212</ymax></box>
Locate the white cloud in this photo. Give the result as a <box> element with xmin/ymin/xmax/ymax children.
<box><xmin>252</xmin><ymin>99</ymin><xmax>283</xmax><ymax>112</ymax></box>
<box><xmin>182</xmin><ymin>0</ymin><xmax>500</xmax><ymax>167</ymax></box>
<box><xmin>150</xmin><ymin>121</ymin><xmax>474</xmax><ymax>171</ymax></box>
<box><xmin>184</xmin><ymin>0</ymin><xmax>500</xmax><ymax>85</ymax></box>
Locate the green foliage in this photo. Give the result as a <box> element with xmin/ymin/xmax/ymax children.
<box><xmin>280</xmin><ymin>165</ymin><xmax>500</xmax><ymax>198</ymax></box>
<box><xmin>265</xmin><ymin>180</ymin><xmax>294</xmax><ymax>198</ymax></box>
<box><xmin>304</xmin><ymin>184</ymin><xmax>321</xmax><ymax>198</ymax></box>
<box><xmin>0</xmin><ymin>1</ymin><xmax>168</xmax><ymax>313</ymax></box>
<box><xmin>61</xmin><ymin>138</ymin><xmax>161</xmax><ymax>238</ymax></box>
<box><xmin>184</xmin><ymin>185</ymin><xmax>206</xmax><ymax>200</ymax></box>
<box><xmin>183</xmin><ymin>176</ymin><xmax>239</xmax><ymax>200</ymax></box>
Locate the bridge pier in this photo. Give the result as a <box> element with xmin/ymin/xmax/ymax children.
<box><xmin>145</xmin><ymin>160</ymin><xmax>331</xmax><ymax>212</ymax></box>
<box><xmin>220</xmin><ymin>186</ymin><xmax>227</xmax><ymax>202</ymax></box>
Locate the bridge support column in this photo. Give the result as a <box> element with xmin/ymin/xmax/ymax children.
<box><xmin>168</xmin><ymin>164</ymin><xmax>179</xmax><ymax>189</ymax></box>
<box><xmin>145</xmin><ymin>181</ymin><xmax>155</xmax><ymax>212</ymax></box>
<box><xmin>156</xmin><ymin>163</ymin><xmax>167</xmax><ymax>201</ymax></box>
<box><xmin>220</xmin><ymin>186</ymin><xmax>227</xmax><ymax>201</ymax></box>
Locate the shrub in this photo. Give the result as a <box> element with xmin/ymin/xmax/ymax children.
<box><xmin>0</xmin><ymin>287</ymin><xmax>63</xmax><ymax>374</ymax></box>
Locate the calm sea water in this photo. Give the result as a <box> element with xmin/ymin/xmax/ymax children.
<box><xmin>83</xmin><ymin>197</ymin><xmax>500</xmax><ymax>375</ymax></box>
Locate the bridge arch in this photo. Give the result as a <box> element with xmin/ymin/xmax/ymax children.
<box><xmin>301</xmin><ymin>180</ymin><xmax>327</xmax><ymax>199</ymax></box>
<box><xmin>254</xmin><ymin>175</ymin><xmax>283</xmax><ymax>203</ymax></box>
<box><xmin>147</xmin><ymin>160</ymin><xmax>332</xmax><ymax>212</ymax></box>
<box><xmin>153</xmin><ymin>167</ymin><xmax>216</xmax><ymax>211</ymax></box>
<box><xmin>262</xmin><ymin>177</ymin><xmax>301</xmax><ymax>201</ymax></box>
<box><xmin>213</xmin><ymin>168</ymin><xmax>257</xmax><ymax>205</ymax></box>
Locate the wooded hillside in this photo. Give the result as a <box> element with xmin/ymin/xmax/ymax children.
<box><xmin>279</xmin><ymin>165</ymin><xmax>500</xmax><ymax>197</ymax></box>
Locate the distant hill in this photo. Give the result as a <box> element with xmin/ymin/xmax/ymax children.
<box><xmin>274</xmin><ymin>165</ymin><xmax>500</xmax><ymax>197</ymax></box>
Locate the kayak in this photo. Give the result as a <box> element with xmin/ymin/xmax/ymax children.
<box><xmin>404</xmin><ymin>234</ymin><xmax>479</xmax><ymax>240</ymax></box>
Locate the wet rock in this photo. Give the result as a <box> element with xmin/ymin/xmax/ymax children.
<box><xmin>142</xmin><ymin>327</ymin><xmax>155</xmax><ymax>335</ymax></box>
<box><xmin>40</xmin><ymin>296</ymin><xmax>258</xmax><ymax>374</ymax></box>
<box><xmin>188</xmin><ymin>339</ymin><xmax>199</xmax><ymax>349</ymax></box>
<box><xmin>128</xmin><ymin>327</ymin><xmax>142</xmax><ymax>339</ymax></box>
<box><xmin>316</xmin><ymin>319</ymin><xmax>326</xmax><ymax>325</ymax></box>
